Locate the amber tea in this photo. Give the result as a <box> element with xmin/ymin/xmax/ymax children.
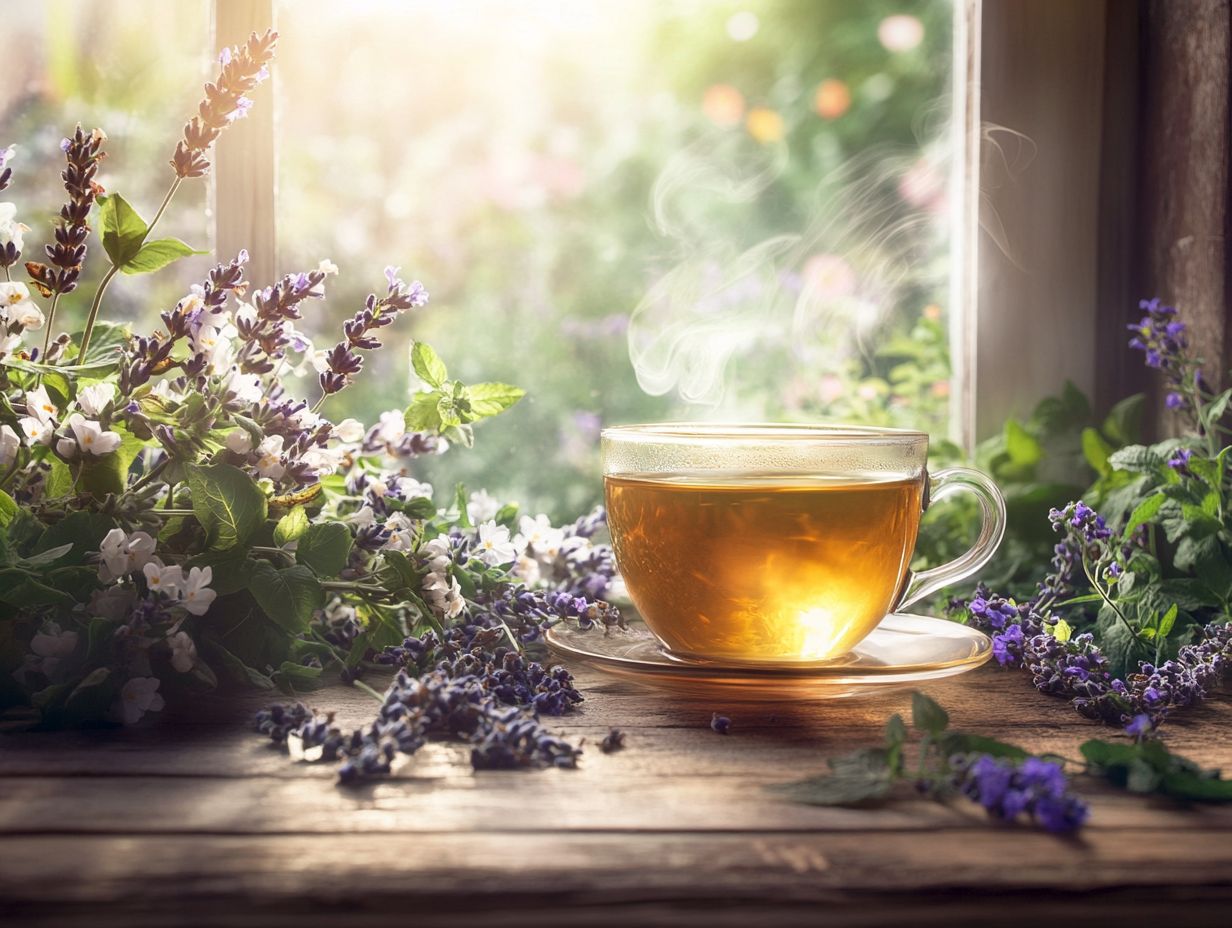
<box><xmin>605</xmin><ymin>472</ymin><xmax>925</xmax><ymax>663</ymax></box>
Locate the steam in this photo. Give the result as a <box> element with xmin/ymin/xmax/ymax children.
<box><xmin>628</xmin><ymin>130</ymin><xmax>952</xmax><ymax>410</ymax></box>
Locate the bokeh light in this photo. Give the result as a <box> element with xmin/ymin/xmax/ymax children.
<box><xmin>878</xmin><ymin>14</ymin><xmax>925</xmax><ymax>52</ymax></box>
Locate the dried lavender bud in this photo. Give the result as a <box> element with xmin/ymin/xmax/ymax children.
<box><xmin>710</xmin><ymin>713</ymin><xmax>731</xmax><ymax>735</ymax></box>
<box><xmin>26</xmin><ymin>126</ymin><xmax>106</xmax><ymax>298</ymax></box>
<box><xmin>173</xmin><ymin>31</ymin><xmax>277</xmax><ymax>178</ymax></box>
<box><xmin>319</xmin><ymin>269</ymin><xmax>427</xmax><ymax>397</ymax></box>
<box><xmin>600</xmin><ymin>729</ymin><xmax>626</xmax><ymax>753</ymax></box>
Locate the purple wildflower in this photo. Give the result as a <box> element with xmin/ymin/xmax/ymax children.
<box><xmin>319</xmin><ymin>270</ymin><xmax>429</xmax><ymax>397</ymax></box>
<box><xmin>1167</xmin><ymin>447</ymin><xmax>1193</xmax><ymax>477</ymax></box>
<box><xmin>953</xmin><ymin>754</ymin><xmax>1088</xmax><ymax>833</ymax></box>
<box><xmin>711</xmin><ymin>713</ymin><xmax>732</xmax><ymax>734</ymax></box>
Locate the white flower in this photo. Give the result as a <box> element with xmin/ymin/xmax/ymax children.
<box><xmin>25</xmin><ymin>385</ymin><xmax>58</xmax><ymax>423</ymax></box>
<box><xmin>0</xmin><ymin>424</ymin><xmax>18</xmax><ymax>467</ymax></box>
<box><xmin>31</xmin><ymin>622</ymin><xmax>79</xmax><ymax>660</ymax></box>
<box><xmin>0</xmin><ymin>280</ymin><xmax>38</xmax><ymax>328</ymax></box>
<box><xmin>367</xmin><ymin>478</ymin><xmax>389</xmax><ymax>498</ymax></box>
<box><xmin>516</xmin><ymin>514</ymin><xmax>564</xmax><ymax>559</ymax></box>
<box><xmin>225</xmin><ymin>428</ymin><xmax>254</xmax><ymax>454</ymax></box>
<box><xmin>0</xmin><ymin>202</ymin><xmax>30</xmax><ymax>254</ymax></box>
<box><xmin>254</xmin><ymin>435</ymin><xmax>286</xmax><ymax>479</ymax></box>
<box><xmin>0</xmin><ymin>332</ymin><xmax>22</xmax><ymax>360</ymax></box>
<box><xmin>167</xmin><ymin>630</ymin><xmax>197</xmax><ymax>673</ymax></box>
<box><xmin>143</xmin><ymin>560</ymin><xmax>184</xmax><ymax>600</ymax></box>
<box><xmin>317</xmin><ymin>258</ymin><xmax>339</xmax><ymax>276</ymax></box>
<box><xmin>224</xmin><ymin>369</ymin><xmax>263</xmax><ymax>404</ymax></box>
<box><xmin>76</xmin><ymin>382</ymin><xmax>115</xmax><ymax>417</ymax></box>
<box><xmin>68</xmin><ymin>413</ymin><xmax>122</xmax><ymax>456</ymax></box>
<box><xmin>10</xmin><ymin>299</ymin><xmax>44</xmax><ymax>331</ymax></box>
<box><xmin>55</xmin><ymin>436</ymin><xmax>77</xmax><ymax>459</ymax></box>
<box><xmin>422</xmin><ymin>570</ymin><xmax>464</xmax><ymax>620</ymax></box>
<box><xmin>383</xmin><ymin>512</ymin><xmax>416</xmax><ymax>551</ymax></box>
<box><xmin>397</xmin><ymin>477</ymin><xmax>433</xmax><ymax>501</ymax></box>
<box><xmin>116</xmin><ymin>677</ymin><xmax>165</xmax><ymax>725</ymax></box>
<box><xmin>152</xmin><ymin>378</ymin><xmax>184</xmax><ymax>402</ymax></box>
<box><xmin>421</xmin><ymin>536</ymin><xmax>452</xmax><ymax>574</ymax></box>
<box><xmin>475</xmin><ymin>520</ymin><xmax>517</xmax><ymax>566</ymax></box>
<box><xmin>376</xmin><ymin>409</ymin><xmax>406</xmax><ymax>445</ymax></box>
<box><xmin>311</xmin><ymin>349</ymin><xmax>331</xmax><ymax>374</ymax></box>
<box><xmin>98</xmin><ymin>528</ymin><xmax>157</xmax><ymax>582</ymax></box>
<box><xmin>301</xmin><ymin>446</ymin><xmax>343</xmax><ymax>476</ymax></box>
<box><xmin>190</xmin><ymin>321</ymin><xmax>234</xmax><ymax>374</ymax></box>
<box><xmin>513</xmin><ymin>554</ymin><xmax>541</xmax><ymax>586</ymax></box>
<box><xmin>347</xmin><ymin>505</ymin><xmax>377</xmax><ymax>528</ymax></box>
<box><xmin>19</xmin><ymin>416</ymin><xmax>53</xmax><ymax>446</ymax></box>
<box><xmin>177</xmin><ymin>566</ymin><xmax>216</xmax><ymax>616</ymax></box>
<box><xmin>466</xmin><ymin>489</ymin><xmax>500</xmax><ymax>523</ymax></box>
<box><xmin>233</xmin><ymin>301</ymin><xmax>258</xmax><ymax>327</ymax></box>
<box><xmin>333</xmin><ymin>417</ymin><xmax>366</xmax><ymax>444</ymax></box>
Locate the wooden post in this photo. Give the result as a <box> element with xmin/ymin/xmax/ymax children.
<box><xmin>212</xmin><ymin>0</ymin><xmax>277</xmax><ymax>288</ymax></box>
<box><xmin>971</xmin><ymin>0</ymin><xmax>1109</xmax><ymax>439</ymax></box>
<box><xmin>1135</xmin><ymin>0</ymin><xmax>1232</xmax><ymax>400</ymax></box>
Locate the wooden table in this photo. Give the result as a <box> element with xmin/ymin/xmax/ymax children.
<box><xmin>2</xmin><ymin>663</ymin><xmax>1230</xmax><ymax>926</ymax></box>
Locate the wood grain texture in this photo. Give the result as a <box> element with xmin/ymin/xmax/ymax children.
<box><xmin>1138</xmin><ymin>0</ymin><xmax>1232</xmax><ymax>395</ymax></box>
<box><xmin>1</xmin><ymin>664</ymin><xmax>1230</xmax><ymax>925</ymax></box>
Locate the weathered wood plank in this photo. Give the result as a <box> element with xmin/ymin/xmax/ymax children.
<box><xmin>1</xmin><ymin>833</ymin><xmax>1230</xmax><ymax>928</ymax></box>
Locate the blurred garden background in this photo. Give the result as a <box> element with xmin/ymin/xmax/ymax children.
<box><xmin>1</xmin><ymin>0</ymin><xmax>954</xmax><ymax>520</ymax></box>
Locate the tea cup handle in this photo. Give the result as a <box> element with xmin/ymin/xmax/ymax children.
<box><xmin>893</xmin><ymin>467</ymin><xmax>1007</xmax><ymax>612</ymax></box>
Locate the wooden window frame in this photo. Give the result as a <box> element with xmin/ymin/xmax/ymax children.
<box><xmin>218</xmin><ymin>0</ymin><xmax>1164</xmax><ymax>449</ymax></box>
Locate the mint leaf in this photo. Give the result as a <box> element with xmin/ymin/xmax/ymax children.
<box><xmin>411</xmin><ymin>342</ymin><xmax>448</xmax><ymax>388</ymax></box>
<box><xmin>1124</xmin><ymin>493</ymin><xmax>1165</xmax><ymax>537</ymax></box>
<box><xmin>911</xmin><ymin>691</ymin><xmax>949</xmax><ymax>734</ymax></box>
<box><xmin>295</xmin><ymin>522</ymin><xmax>353</xmax><ymax>577</ymax></box>
<box><xmin>97</xmin><ymin>193</ymin><xmax>149</xmax><ymax>267</ymax></box>
<box><xmin>274</xmin><ymin>506</ymin><xmax>310</xmax><ymax>546</ymax></box>
<box><xmin>405</xmin><ymin>391</ymin><xmax>444</xmax><ymax>432</ymax></box>
<box><xmin>0</xmin><ymin>489</ymin><xmax>16</xmax><ymax>528</ymax></box>
<box><xmin>121</xmin><ymin>238</ymin><xmax>207</xmax><ymax>275</ymax></box>
<box><xmin>768</xmin><ymin>748</ymin><xmax>894</xmax><ymax>806</ymax></box>
<box><xmin>248</xmin><ymin>563</ymin><xmax>324</xmax><ymax>632</ymax></box>
<box><xmin>465</xmin><ymin>382</ymin><xmax>526</xmax><ymax>419</ymax></box>
<box><xmin>1082</xmin><ymin>426</ymin><xmax>1113</xmax><ymax>477</ymax></box>
<box><xmin>187</xmin><ymin>463</ymin><xmax>268</xmax><ymax>550</ymax></box>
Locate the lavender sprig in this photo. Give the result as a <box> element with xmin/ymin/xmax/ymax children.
<box><xmin>172</xmin><ymin>30</ymin><xmax>277</xmax><ymax>179</ymax></box>
<box><xmin>318</xmin><ymin>267</ymin><xmax>428</xmax><ymax>397</ymax></box>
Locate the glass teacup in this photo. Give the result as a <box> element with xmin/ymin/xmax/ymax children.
<box><xmin>602</xmin><ymin>423</ymin><xmax>1005</xmax><ymax>665</ymax></box>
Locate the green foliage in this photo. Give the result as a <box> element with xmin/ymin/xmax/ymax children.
<box><xmin>247</xmin><ymin>563</ymin><xmax>325</xmax><ymax>633</ymax></box>
<box><xmin>1081</xmin><ymin>739</ymin><xmax>1232</xmax><ymax>802</ymax></box>
<box><xmin>295</xmin><ymin>523</ymin><xmax>353</xmax><ymax>577</ymax></box>
<box><xmin>186</xmin><ymin>464</ymin><xmax>268</xmax><ymax>550</ymax></box>
<box><xmin>404</xmin><ymin>341</ymin><xmax>525</xmax><ymax>440</ymax></box>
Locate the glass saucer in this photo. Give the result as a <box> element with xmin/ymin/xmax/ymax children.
<box><xmin>545</xmin><ymin>613</ymin><xmax>991</xmax><ymax>700</ymax></box>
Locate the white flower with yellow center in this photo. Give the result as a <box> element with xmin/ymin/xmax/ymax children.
<box><xmin>254</xmin><ymin>435</ymin><xmax>286</xmax><ymax>479</ymax></box>
<box><xmin>76</xmin><ymin>382</ymin><xmax>116</xmax><ymax>417</ymax></box>
<box><xmin>19</xmin><ymin>416</ymin><xmax>53</xmax><ymax>446</ymax></box>
<box><xmin>177</xmin><ymin>566</ymin><xmax>216</xmax><ymax>616</ymax></box>
<box><xmin>115</xmin><ymin>677</ymin><xmax>165</xmax><ymax>725</ymax></box>
<box><xmin>475</xmin><ymin>520</ymin><xmax>517</xmax><ymax>566</ymax></box>
<box><xmin>68</xmin><ymin>413</ymin><xmax>122</xmax><ymax>456</ymax></box>
<box><xmin>25</xmin><ymin>385</ymin><xmax>58</xmax><ymax>424</ymax></box>
<box><xmin>0</xmin><ymin>202</ymin><xmax>31</xmax><ymax>253</ymax></box>
<box><xmin>333</xmin><ymin>418</ymin><xmax>365</xmax><ymax>444</ymax></box>
<box><xmin>143</xmin><ymin>561</ymin><xmax>184</xmax><ymax>600</ymax></box>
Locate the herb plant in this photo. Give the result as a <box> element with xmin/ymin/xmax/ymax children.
<box><xmin>0</xmin><ymin>31</ymin><xmax>619</xmax><ymax>762</ymax></box>
<box><xmin>947</xmin><ymin>300</ymin><xmax>1232</xmax><ymax>736</ymax></box>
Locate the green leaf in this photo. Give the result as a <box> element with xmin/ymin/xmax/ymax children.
<box><xmin>274</xmin><ymin>506</ymin><xmax>310</xmax><ymax>546</ymax></box>
<box><xmin>273</xmin><ymin>660</ymin><xmax>324</xmax><ymax>693</ymax></box>
<box><xmin>76</xmin><ymin>427</ymin><xmax>144</xmax><ymax>498</ymax></box>
<box><xmin>34</xmin><ymin>511</ymin><xmax>117</xmax><ymax>565</ymax></box>
<box><xmin>185</xmin><ymin>549</ymin><xmax>256</xmax><ymax>596</ymax></box>
<box><xmin>405</xmin><ymin>391</ymin><xmax>444</xmax><ymax>432</ymax></box>
<box><xmin>97</xmin><ymin>193</ymin><xmax>149</xmax><ymax>267</ymax></box>
<box><xmin>1050</xmin><ymin>618</ymin><xmax>1073</xmax><ymax>643</ymax></box>
<box><xmin>410</xmin><ymin>342</ymin><xmax>448</xmax><ymax>388</ymax></box>
<box><xmin>295</xmin><ymin>522</ymin><xmax>353</xmax><ymax>577</ymax></box>
<box><xmin>936</xmin><ymin>732</ymin><xmax>1030</xmax><ymax>761</ymax></box>
<box><xmin>1124</xmin><ymin>493</ymin><xmax>1166</xmax><ymax>537</ymax></box>
<box><xmin>248</xmin><ymin>563</ymin><xmax>324</xmax><ymax>633</ymax></box>
<box><xmin>0</xmin><ymin>490</ymin><xmax>16</xmax><ymax>528</ymax></box>
<box><xmin>1207</xmin><ymin>388</ymin><xmax>1232</xmax><ymax>425</ymax></box>
<box><xmin>1102</xmin><ymin>393</ymin><xmax>1145</xmax><ymax>446</ymax></box>
<box><xmin>64</xmin><ymin>667</ymin><xmax>117</xmax><ymax>723</ymax></box>
<box><xmin>1004</xmin><ymin>419</ymin><xmax>1043</xmax><ymax>470</ymax></box>
<box><xmin>1108</xmin><ymin>444</ymin><xmax>1168</xmax><ymax>475</ymax></box>
<box><xmin>186</xmin><ymin>463</ymin><xmax>267</xmax><ymax>550</ymax></box>
<box><xmin>202</xmin><ymin>638</ymin><xmax>276</xmax><ymax>690</ymax></box>
<box><xmin>464</xmin><ymin>382</ymin><xmax>526</xmax><ymax>419</ymax></box>
<box><xmin>120</xmin><ymin>238</ymin><xmax>207</xmax><ymax>275</ymax></box>
<box><xmin>1081</xmin><ymin>427</ymin><xmax>1113</xmax><ymax>477</ymax></box>
<box><xmin>767</xmin><ymin>748</ymin><xmax>894</xmax><ymax>806</ymax></box>
<box><xmin>1157</xmin><ymin>603</ymin><xmax>1179</xmax><ymax>638</ymax></box>
<box><xmin>45</xmin><ymin>457</ymin><xmax>75</xmax><ymax>498</ymax></box>
<box><xmin>910</xmin><ymin>691</ymin><xmax>949</xmax><ymax>734</ymax></box>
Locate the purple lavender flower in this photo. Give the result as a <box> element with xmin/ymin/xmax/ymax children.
<box><xmin>991</xmin><ymin>624</ymin><xmax>1025</xmax><ymax>667</ymax></box>
<box><xmin>1167</xmin><ymin>447</ymin><xmax>1193</xmax><ymax>477</ymax></box>
<box><xmin>26</xmin><ymin>126</ymin><xmax>106</xmax><ymax>299</ymax></box>
<box><xmin>173</xmin><ymin>30</ymin><xmax>277</xmax><ymax>178</ymax></box>
<box><xmin>1128</xmin><ymin>299</ymin><xmax>1187</xmax><ymax>371</ymax></box>
<box><xmin>711</xmin><ymin>713</ymin><xmax>731</xmax><ymax>734</ymax></box>
<box><xmin>319</xmin><ymin>271</ymin><xmax>429</xmax><ymax>397</ymax></box>
<box><xmin>953</xmin><ymin>754</ymin><xmax>1088</xmax><ymax>833</ymax></box>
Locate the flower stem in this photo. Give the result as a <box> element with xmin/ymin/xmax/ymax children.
<box><xmin>77</xmin><ymin>176</ymin><xmax>182</xmax><ymax>362</ymax></box>
<box><xmin>42</xmin><ymin>293</ymin><xmax>62</xmax><ymax>357</ymax></box>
